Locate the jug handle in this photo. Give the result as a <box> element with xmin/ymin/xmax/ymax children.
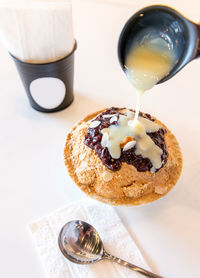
<box><xmin>196</xmin><ymin>24</ymin><xmax>200</xmax><ymax>57</ymax></box>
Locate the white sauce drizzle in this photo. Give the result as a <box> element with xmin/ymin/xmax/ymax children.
<box><xmin>101</xmin><ymin>110</ymin><xmax>163</xmax><ymax>171</ymax></box>
<box><xmin>92</xmin><ymin>33</ymin><xmax>175</xmax><ymax>171</ymax></box>
<box><xmin>101</xmin><ymin>32</ymin><xmax>176</xmax><ymax>171</ymax></box>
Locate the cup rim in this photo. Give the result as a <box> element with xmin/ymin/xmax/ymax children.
<box><xmin>9</xmin><ymin>40</ymin><xmax>77</xmax><ymax>66</ymax></box>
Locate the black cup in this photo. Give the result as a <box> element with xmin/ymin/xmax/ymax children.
<box><xmin>10</xmin><ymin>42</ymin><xmax>77</xmax><ymax>113</ymax></box>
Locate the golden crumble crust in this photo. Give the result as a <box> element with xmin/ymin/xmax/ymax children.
<box><xmin>64</xmin><ymin>108</ymin><xmax>182</xmax><ymax>206</ymax></box>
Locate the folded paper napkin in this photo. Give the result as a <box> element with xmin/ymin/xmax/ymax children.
<box><xmin>29</xmin><ymin>199</ymin><xmax>151</xmax><ymax>278</ymax></box>
<box><xmin>0</xmin><ymin>0</ymin><xmax>74</xmax><ymax>63</ymax></box>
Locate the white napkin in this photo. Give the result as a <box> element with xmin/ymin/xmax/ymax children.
<box><xmin>29</xmin><ymin>199</ymin><xmax>151</xmax><ymax>278</ymax></box>
<box><xmin>0</xmin><ymin>0</ymin><xmax>74</xmax><ymax>63</ymax></box>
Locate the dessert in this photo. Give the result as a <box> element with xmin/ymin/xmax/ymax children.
<box><xmin>64</xmin><ymin>16</ymin><xmax>182</xmax><ymax>206</ymax></box>
<box><xmin>64</xmin><ymin>107</ymin><xmax>182</xmax><ymax>205</ymax></box>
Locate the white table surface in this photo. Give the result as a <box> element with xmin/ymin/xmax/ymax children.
<box><xmin>0</xmin><ymin>0</ymin><xmax>200</xmax><ymax>277</ymax></box>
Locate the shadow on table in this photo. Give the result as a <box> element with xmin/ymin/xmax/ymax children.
<box><xmin>15</xmin><ymin>91</ymin><xmax>107</xmax><ymax>125</ymax></box>
<box><xmin>46</xmin><ymin>91</ymin><xmax>106</xmax><ymax>125</ymax></box>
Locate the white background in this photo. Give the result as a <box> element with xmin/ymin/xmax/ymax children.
<box><xmin>0</xmin><ymin>0</ymin><xmax>200</xmax><ymax>277</ymax></box>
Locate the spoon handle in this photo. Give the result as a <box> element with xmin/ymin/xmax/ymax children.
<box><xmin>103</xmin><ymin>251</ymin><xmax>165</xmax><ymax>278</ymax></box>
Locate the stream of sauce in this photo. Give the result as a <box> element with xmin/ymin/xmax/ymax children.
<box><xmin>124</xmin><ymin>33</ymin><xmax>175</xmax><ymax>171</ymax></box>
<box><xmin>100</xmin><ymin>32</ymin><xmax>176</xmax><ymax>172</ymax></box>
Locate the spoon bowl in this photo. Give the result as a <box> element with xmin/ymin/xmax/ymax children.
<box><xmin>58</xmin><ymin>220</ymin><xmax>103</xmax><ymax>264</ymax></box>
<box><xmin>58</xmin><ymin>220</ymin><xmax>165</xmax><ymax>278</ymax></box>
<box><xmin>118</xmin><ymin>5</ymin><xmax>200</xmax><ymax>83</ymax></box>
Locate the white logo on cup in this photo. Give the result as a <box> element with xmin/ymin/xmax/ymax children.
<box><xmin>30</xmin><ymin>77</ymin><xmax>66</xmax><ymax>109</ymax></box>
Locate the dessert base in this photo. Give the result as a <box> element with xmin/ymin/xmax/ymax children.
<box><xmin>64</xmin><ymin>109</ymin><xmax>182</xmax><ymax>206</ymax></box>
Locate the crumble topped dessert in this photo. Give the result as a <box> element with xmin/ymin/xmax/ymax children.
<box><xmin>64</xmin><ymin>107</ymin><xmax>182</xmax><ymax>205</ymax></box>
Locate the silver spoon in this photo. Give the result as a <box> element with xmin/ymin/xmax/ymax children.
<box><xmin>58</xmin><ymin>220</ymin><xmax>165</xmax><ymax>278</ymax></box>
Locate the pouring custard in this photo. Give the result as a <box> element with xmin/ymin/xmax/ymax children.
<box><xmin>103</xmin><ymin>31</ymin><xmax>177</xmax><ymax>172</ymax></box>
<box><xmin>87</xmin><ymin>31</ymin><xmax>177</xmax><ymax>173</ymax></box>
